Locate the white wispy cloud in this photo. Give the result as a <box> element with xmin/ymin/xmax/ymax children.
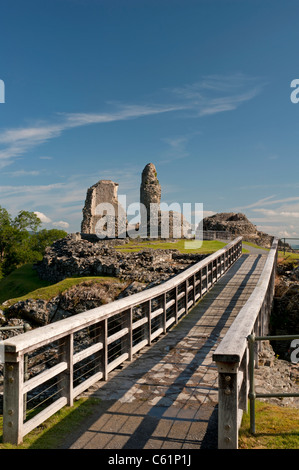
<box><xmin>3</xmin><ymin>169</ymin><xmax>40</xmax><ymax>177</ymax></box>
<box><xmin>0</xmin><ymin>75</ymin><xmax>262</xmax><ymax>169</ymax></box>
<box><xmin>169</xmin><ymin>73</ymin><xmax>263</xmax><ymax>117</ymax></box>
<box><xmin>0</xmin><ymin>103</ymin><xmax>182</xmax><ymax>169</ymax></box>
<box><xmin>238</xmin><ymin>196</ymin><xmax>299</xmax><ymax>238</ymax></box>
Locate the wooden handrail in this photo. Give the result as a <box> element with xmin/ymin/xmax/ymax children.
<box><xmin>4</xmin><ymin>237</ymin><xmax>242</xmax><ymax>356</ymax></box>
<box><xmin>213</xmin><ymin>237</ymin><xmax>278</xmax><ymax>449</ymax></box>
<box><xmin>2</xmin><ymin>237</ymin><xmax>242</xmax><ymax>445</ymax></box>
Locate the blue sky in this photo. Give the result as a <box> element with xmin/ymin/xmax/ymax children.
<box><xmin>1</xmin><ymin>0</ymin><xmax>299</xmax><ymax>240</ymax></box>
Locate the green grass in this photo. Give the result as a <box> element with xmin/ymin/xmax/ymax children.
<box><xmin>0</xmin><ymin>398</ymin><xmax>100</xmax><ymax>449</ymax></box>
<box><xmin>1</xmin><ymin>398</ymin><xmax>298</xmax><ymax>449</ymax></box>
<box><xmin>277</xmin><ymin>250</ymin><xmax>299</xmax><ymax>266</ymax></box>
<box><xmin>114</xmin><ymin>238</ymin><xmax>227</xmax><ymax>254</ymax></box>
<box><xmin>0</xmin><ymin>263</ymin><xmax>121</xmax><ymax>308</ymax></box>
<box><xmin>239</xmin><ymin>401</ymin><xmax>299</xmax><ymax>449</ymax></box>
<box><xmin>0</xmin><ymin>263</ymin><xmax>52</xmax><ymax>305</ymax></box>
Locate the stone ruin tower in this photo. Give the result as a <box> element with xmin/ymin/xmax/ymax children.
<box><xmin>81</xmin><ymin>180</ymin><xmax>126</xmax><ymax>237</ymax></box>
<box><xmin>140</xmin><ymin>162</ymin><xmax>191</xmax><ymax>238</ymax></box>
<box><xmin>140</xmin><ymin>163</ymin><xmax>161</xmax><ymax>236</ymax></box>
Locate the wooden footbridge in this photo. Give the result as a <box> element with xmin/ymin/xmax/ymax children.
<box><xmin>2</xmin><ymin>236</ymin><xmax>278</xmax><ymax>449</ymax></box>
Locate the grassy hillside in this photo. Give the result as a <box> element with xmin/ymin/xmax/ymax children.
<box><xmin>0</xmin><ymin>239</ymin><xmax>239</xmax><ymax>308</ymax></box>
<box><xmin>0</xmin><ymin>264</ymin><xmax>52</xmax><ymax>305</ymax></box>
<box><xmin>0</xmin><ymin>264</ymin><xmax>121</xmax><ymax>307</ymax></box>
<box><xmin>114</xmin><ymin>238</ymin><xmax>228</xmax><ymax>253</ymax></box>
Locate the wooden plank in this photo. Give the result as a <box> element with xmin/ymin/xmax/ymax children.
<box><xmin>151</xmin><ymin>307</ymin><xmax>163</xmax><ymax>320</ymax></box>
<box><xmin>3</xmin><ymin>357</ymin><xmax>24</xmax><ymax>445</ymax></box>
<box><xmin>59</xmin><ymin>335</ymin><xmax>73</xmax><ymax>407</ymax></box>
<box><xmin>218</xmin><ymin>372</ymin><xmax>239</xmax><ymax>449</ymax></box>
<box><xmin>73</xmin><ymin>370</ymin><xmax>104</xmax><ymax>398</ymax></box>
<box><xmin>103</xmin><ymin>318</ymin><xmax>108</xmax><ymax>381</ymax></box>
<box><xmin>107</xmin><ymin>353</ymin><xmax>129</xmax><ymax>373</ymax></box>
<box><xmin>128</xmin><ymin>307</ymin><xmax>133</xmax><ymax>361</ymax></box>
<box><xmin>177</xmin><ymin>307</ymin><xmax>186</xmax><ymax>318</ymax></box>
<box><xmin>147</xmin><ymin>300</ymin><xmax>152</xmax><ymax>345</ymax></box>
<box><xmin>163</xmin><ymin>293</ymin><xmax>167</xmax><ymax>334</ymax></box>
<box><xmin>73</xmin><ymin>342</ymin><xmax>104</xmax><ymax>365</ymax></box>
<box><xmin>132</xmin><ymin>316</ymin><xmax>148</xmax><ymax>330</ymax></box>
<box><xmin>107</xmin><ymin>327</ymin><xmax>129</xmax><ymax>345</ymax></box>
<box><xmin>23</xmin><ymin>397</ymin><xmax>67</xmax><ymax>438</ymax></box>
<box><xmin>132</xmin><ymin>339</ymin><xmax>148</xmax><ymax>355</ymax></box>
<box><xmin>177</xmin><ymin>291</ymin><xmax>185</xmax><ymax>301</ymax></box>
<box><xmin>23</xmin><ymin>361</ymin><xmax>68</xmax><ymax>394</ymax></box>
<box><xmin>166</xmin><ymin>298</ymin><xmax>175</xmax><ymax>309</ymax></box>
<box><xmin>213</xmin><ymin>240</ymin><xmax>278</xmax><ymax>364</ymax></box>
<box><xmin>151</xmin><ymin>327</ymin><xmax>164</xmax><ymax>341</ymax></box>
<box><xmin>166</xmin><ymin>316</ymin><xmax>175</xmax><ymax>329</ymax></box>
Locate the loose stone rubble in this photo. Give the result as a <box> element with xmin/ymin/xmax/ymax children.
<box><xmin>34</xmin><ymin>233</ymin><xmax>204</xmax><ymax>285</ymax></box>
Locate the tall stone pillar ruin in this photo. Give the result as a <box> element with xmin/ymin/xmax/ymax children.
<box><xmin>140</xmin><ymin>163</ymin><xmax>161</xmax><ymax>237</ymax></box>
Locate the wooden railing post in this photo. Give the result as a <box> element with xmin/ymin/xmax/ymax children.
<box><xmin>147</xmin><ymin>300</ymin><xmax>152</xmax><ymax>344</ymax></box>
<box><xmin>103</xmin><ymin>319</ymin><xmax>108</xmax><ymax>381</ymax></box>
<box><xmin>128</xmin><ymin>307</ymin><xmax>133</xmax><ymax>361</ymax></box>
<box><xmin>174</xmin><ymin>286</ymin><xmax>178</xmax><ymax>324</ymax></box>
<box><xmin>3</xmin><ymin>352</ymin><xmax>24</xmax><ymax>445</ymax></box>
<box><xmin>163</xmin><ymin>293</ymin><xmax>167</xmax><ymax>333</ymax></box>
<box><xmin>193</xmin><ymin>274</ymin><xmax>196</xmax><ymax>304</ymax></box>
<box><xmin>185</xmin><ymin>280</ymin><xmax>188</xmax><ymax>314</ymax></box>
<box><xmin>59</xmin><ymin>334</ymin><xmax>74</xmax><ymax>406</ymax></box>
<box><xmin>217</xmin><ymin>368</ymin><xmax>239</xmax><ymax>449</ymax></box>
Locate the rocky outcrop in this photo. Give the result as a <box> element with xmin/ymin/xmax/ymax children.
<box><xmin>271</xmin><ymin>263</ymin><xmax>299</xmax><ymax>361</ymax></box>
<box><xmin>81</xmin><ymin>180</ymin><xmax>127</xmax><ymax>237</ymax></box>
<box><xmin>34</xmin><ymin>233</ymin><xmax>205</xmax><ymax>284</ymax></box>
<box><xmin>5</xmin><ymin>280</ymin><xmax>125</xmax><ymax>326</ymax></box>
<box><xmin>255</xmin><ymin>340</ymin><xmax>299</xmax><ymax>408</ymax></box>
<box><xmin>203</xmin><ymin>212</ymin><xmax>273</xmax><ymax>247</ymax></box>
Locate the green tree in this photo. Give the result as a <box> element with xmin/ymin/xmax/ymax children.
<box><xmin>0</xmin><ymin>206</ymin><xmax>67</xmax><ymax>278</ymax></box>
<box><xmin>29</xmin><ymin>229</ymin><xmax>67</xmax><ymax>255</ymax></box>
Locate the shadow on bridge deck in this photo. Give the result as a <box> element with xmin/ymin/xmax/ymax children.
<box><xmin>59</xmin><ymin>254</ymin><xmax>267</xmax><ymax>450</ymax></box>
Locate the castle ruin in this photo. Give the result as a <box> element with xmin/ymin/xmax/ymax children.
<box><xmin>81</xmin><ymin>180</ymin><xmax>126</xmax><ymax>237</ymax></box>
<box><xmin>81</xmin><ymin>163</ymin><xmax>191</xmax><ymax>239</ymax></box>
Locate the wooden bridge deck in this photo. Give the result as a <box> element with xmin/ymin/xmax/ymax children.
<box><xmin>60</xmin><ymin>253</ymin><xmax>267</xmax><ymax>450</ymax></box>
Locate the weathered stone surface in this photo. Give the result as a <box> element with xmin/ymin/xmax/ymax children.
<box><xmin>139</xmin><ymin>163</ymin><xmax>192</xmax><ymax>238</ymax></box>
<box><xmin>203</xmin><ymin>212</ymin><xmax>273</xmax><ymax>247</ymax></box>
<box><xmin>272</xmin><ymin>271</ymin><xmax>299</xmax><ymax>360</ymax></box>
<box><xmin>34</xmin><ymin>234</ymin><xmax>204</xmax><ymax>285</ymax></box>
<box><xmin>140</xmin><ymin>163</ymin><xmax>161</xmax><ymax>213</ymax></box>
<box><xmin>81</xmin><ymin>179</ymin><xmax>127</xmax><ymax>237</ymax></box>
<box><xmin>255</xmin><ymin>341</ymin><xmax>299</xmax><ymax>408</ymax></box>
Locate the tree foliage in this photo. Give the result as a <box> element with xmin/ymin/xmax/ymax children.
<box><xmin>0</xmin><ymin>206</ymin><xmax>67</xmax><ymax>278</ymax></box>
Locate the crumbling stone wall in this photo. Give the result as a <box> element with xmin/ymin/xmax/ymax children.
<box><xmin>81</xmin><ymin>180</ymin><xmax>126</xmax><ymax>237</ymax></box>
